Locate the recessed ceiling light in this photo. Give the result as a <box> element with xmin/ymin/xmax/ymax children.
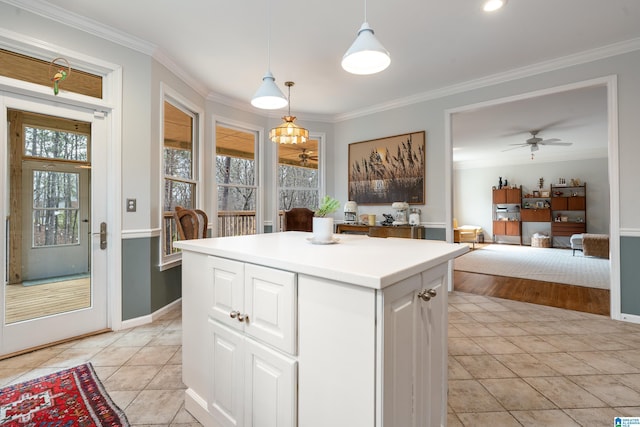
<box><xmin>483</xmin><ymin>0</ymin><xmax>507</xmax><ymax>12</ymax></box>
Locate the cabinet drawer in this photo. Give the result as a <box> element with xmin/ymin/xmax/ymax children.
<box><xmin>552</xmin><ymin>222</ymin><xmax>586</xmax><ymax>236</ymax></box>
<box><xmin>521</xmin><ymin>209</ymin><xmax>551</xmax><ymax>222</ymax></box>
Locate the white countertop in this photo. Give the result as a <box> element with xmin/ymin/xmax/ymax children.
<box><xmin>174</xmin><ymin>232</ymin><xmax>468</xmax><ymax>289</ymax></box>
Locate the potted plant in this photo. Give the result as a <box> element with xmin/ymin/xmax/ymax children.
<box><xmin>312</xmin><ymin>195</ymin><xmax>340</xmax><ymax>242</ymax></box>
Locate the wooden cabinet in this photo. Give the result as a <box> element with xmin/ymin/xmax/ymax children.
<box><xmin>492</xmin><ymin>188</ymin><xmax>521</xmax><ymax>204</ymax></box>
<box><xmin>492</xmin><ymin>186</ymin><xmax>521</xmax><ymax>244</ymax></box>
<box><xmin>550</xmin><ymin>184</ymin><xmax>587</xmax><ymax>243</ymax></box>
<box><xmin>335</xmin><ymin>223</ymin><xmax>425</xmax><ymax>239</ymax></box>
<box><xmin>520</xmin><ymin>208</ymin><xmax>551</xmax><ymax>222</ymax></box>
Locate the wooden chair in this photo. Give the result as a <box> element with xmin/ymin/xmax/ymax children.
<box><xmin>283</xmin><ymin>208</ymin><xmax>314</xmax><ymax>232</ymax></box>
<box><xmin>174</xmin><ymin>206</ymin><xmax>208</xmax><ymax>240</ymax></box>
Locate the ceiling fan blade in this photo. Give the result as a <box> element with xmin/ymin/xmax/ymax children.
<box><xmin>537</xmin><ymin>138</ymin><xmax>561</xmax><ymax>144</ymax></box>
<box><xmin>543</xmin><ymin>142</ymin><xmax>573</xmax><ymax>146</ymax></box>
<box><xmin>507</xmin><ymin>143</ymin><xmax>528</xmax><ymax>146</ymax></box>
<box><xmin>501</xmin><ymin>145</ymin><xmax>528</xmax><ymax>152</ymax></box>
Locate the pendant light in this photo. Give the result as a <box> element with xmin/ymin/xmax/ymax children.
<box><xmin>342</xmin><ymin>0</ymin><xmax>390</xmax><ymax>75</ymax></box>
<box><xmin>269</xmin><ymin>81</ymin><xmax>309</xmax><ymax>145</ymax></box>
<box><xmin>483</xmin><ymin>0</ymin><xmax>507</xmax><ymax>12</ymax></box>
<box><xmin>251</xmin><ymin>0</ymin><xmax>288</xmax><ymax>109</ymax></box>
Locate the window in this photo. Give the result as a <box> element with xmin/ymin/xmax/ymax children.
<box><xmin>163</xmin><ymin>100</ymin><xmax>198</xmax><ymax>260</ymax></box>
<box><xmin>278</xmin><ymin>138</ymin><xmax>322</xmax><ymax>225</ymax></box>
<box><xmin>215</xmin><ymin>124</ymin><xmax>259</xmax><ymax>237</ymax></box>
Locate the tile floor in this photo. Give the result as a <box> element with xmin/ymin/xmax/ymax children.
<box><xmin>1</xmin><ymin>292</ymin><xmax>640</xmax><ymax>426</ymax></box>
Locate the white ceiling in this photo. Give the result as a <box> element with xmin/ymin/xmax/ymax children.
<box><xmin>8</xmin><ymin>0</ymin><xmax>638</xmax><ymax>164</ymax></box>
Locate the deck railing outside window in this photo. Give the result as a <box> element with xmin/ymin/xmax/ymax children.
<box><xmin>164</xmin><ymin>211</ymin><xmax>287</xmax><ymax>255</ymax></box>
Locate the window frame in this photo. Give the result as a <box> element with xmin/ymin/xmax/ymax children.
<box><xmin>160</xmin><ymin>85</ymin><xmax>204</xmax><ymax>268</ymax></box>
<box><xmin>213</xmin><ymin>118</ymin><xmax>264</xmax><ymax>236</ymax></box>
<box><xmin>274</xmin><ymin>132</ymin><xmax>326</xmax><ymax>231</ymax></box>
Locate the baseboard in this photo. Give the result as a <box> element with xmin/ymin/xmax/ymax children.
<box><xmin>120</xmin><ymin>298</ymin><xmax>182</xmax><ymax>330</ymax></box>
<box><xmin>185</xmin><ymin>388</ymin><xmax>214</xmax><ymax>427</ymax></box>
<box><xmin>620</xmin><ymin>312</ymin><xmax>640</xmax><ymax>324</ymax></box>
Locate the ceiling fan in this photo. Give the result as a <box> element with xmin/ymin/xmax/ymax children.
<box><xmin>298</xmin><ymin>148</ymin><xmax>318</xmax><ymax>165</ymax></box>
<box><xmin>503</xmin><ymin>130</ymin><xmax>573</xmax><ymax>153</ymax></box>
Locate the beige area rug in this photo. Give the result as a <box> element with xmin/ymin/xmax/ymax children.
<box><xmin>454</xmin><ymin>244</ymin><xmax>610</xmax><ymax>289</ymax></box>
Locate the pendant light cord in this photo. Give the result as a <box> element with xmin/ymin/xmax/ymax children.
<box><xmin>363</xmin><ymin>0</ymin><xmax>367</xmax><ymax>22</ymax></box>
<box><xmin>267</xmin><ymin>0</ymin><xmax>271</xmax><ymax>70</ymax></box>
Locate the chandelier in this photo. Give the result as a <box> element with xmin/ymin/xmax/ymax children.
<box><xmin>269</xmin><ymin>81</ymin><xmax>309</xmax><ymax>145</ymax></box>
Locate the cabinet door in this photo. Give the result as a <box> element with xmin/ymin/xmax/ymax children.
<box><xmin>209</xmin><ymin>257</ymin><xmax>245</xmax><ymax>331</ymax></box>
<box><xmin>505</xmin><ymin>188</ymin><xmax>521</xmax><ymax>204</ymax></box>
<box><xmin>209</xmin><ymin>321</ymin><xmax>245</xmax><ymax>427</ymax></box>
<box><xmin>551</xmin><ymin>197</ymin><xmax>568</xmax><ymax>210</ymax></box>
<box><xmin>383</xmin><ymin>273</ymin><xmax>422</xmax><ymax>427</ymax></box>
<box><xmin>244</xmin><ymin>338</ymin><xmax>297</xmax><ymax>427</ymax></box>
<box><xmin>420</xmin><ymin>267</ymin><xmax>448</xmax><ymax>427</ymax></box>
<box><xmin>382</xmin><ymin>263</ymin><xmax>448</xmax><ymax>427</ymax></box>
<box><xmin>493</xmin><ymin>221</ymin><xmax>506</xmax><ymax>236</ymax></box>
<box><xmin>505</xmin><ymin>221</ymin><xmax>521</xmax><ymax>236</ymax></box>
<box><xmin>244</xmin><ymin>264</ymin><xmax>296</xmax><ymax>354</ymax></box>
<box><xmin>568</xmin><ymin>196</ymin><xmax>586</xmax><ymax>210</ymax></box>
<box><xmin>492</xmin><ymin>189</ymin><xmax>506</xmax><ymax>204</ymax></box>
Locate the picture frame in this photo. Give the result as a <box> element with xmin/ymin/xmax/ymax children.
<box><xmin>348</xmin><ymin>131</ymin><xmax>426</xmax><ymax>204</ymax></box>
<box><xmin>541</xmin><ymin>191</ymin><xmax>550</xmax><ymax>197</ymax></box>
<box><xmin>532</xmin><ymin>190</ymin><xmax>540</xmax><ymax>197</ymax></box>
<box><xmin>536</xmin><ymin>201</ymin><xmax>545</xmax><ymax>208</ymax></box>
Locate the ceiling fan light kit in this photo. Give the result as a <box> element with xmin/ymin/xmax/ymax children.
<box><xmin>270</xmin><ymin>81</ymin><xmax>309</xmax><ymax>145</ymax></box>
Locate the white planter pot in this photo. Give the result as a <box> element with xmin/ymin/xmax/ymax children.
<box><xmin>312</xmin><ymin>217</ymin><xmax>334</xmax><ymax>242</ymax></box>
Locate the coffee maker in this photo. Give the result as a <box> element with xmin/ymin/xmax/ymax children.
<box><xmin>344</xmin><ymin>201</ymin><xmax>358</xmax><ymax>223</ymax></box>
<box><xmin>391</xmin><ymin>202</ymin><xmax>409</xmax><ymax>225</ymax></box>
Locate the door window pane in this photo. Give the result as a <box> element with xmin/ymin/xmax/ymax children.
<box><xmin>278</xmin><ymin>139</ymin><xmax>320</xmax><ymax>211</ymax></box>
<box><xmin>32</xmin><ymin>171</ymin><xmax>80</xmax><ymax>247</ymax></box>
<box><xmin>24</xmin><ymin>126</ymin><xmax>88</xmax><ymax>161</ymax></box>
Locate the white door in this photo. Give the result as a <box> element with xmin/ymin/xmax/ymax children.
<box><xmin>1</xmin><ymin>95</ymin><xmax>109</xmax><ymax>356</ymax></box>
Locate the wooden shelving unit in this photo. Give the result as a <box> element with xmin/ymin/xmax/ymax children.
<box><xmin>492</xmin><ymin>186</ymin><xmax>522</xmax><ymax>245</ymax></box>
<box><xmin>550</xmin><ymin>183</ymin><xmax>587</xmax><ymax>243</ymax></box>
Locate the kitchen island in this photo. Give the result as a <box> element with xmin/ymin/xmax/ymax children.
<box><xmin>175</xmin><ymin>231</ymin><xmax>467</xmax><ymax>427</ymax></box>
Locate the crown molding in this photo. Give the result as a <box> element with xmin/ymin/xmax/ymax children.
<box><xmin>335</xmin><ymin>37</ymin><xmax>640</xmax><ymax>122</ymax></box>
<box><xmin>2</xmin><ymin>0</ymin><xmax>156</xmax><ymax>55</ymax></box>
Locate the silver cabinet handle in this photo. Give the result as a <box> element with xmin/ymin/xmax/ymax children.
<box><xmin>237</xmin><ymin>313</ymin><xmax>249</xmax><ymax>322</ymax></box>
<box><xmin>418</xmin><ymin>289</ymin><xmax>437</xmax><ymax>301</ymax></box>
<box><xmin>230</xmin><ymin>310</ymin><xmax>239</xmax><ymax>319</ymax></box>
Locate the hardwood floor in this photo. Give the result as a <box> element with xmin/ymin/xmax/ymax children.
<box><xmin>454</xmin><ymin>270</ymin><xmax>610</xmax><ymax>316</ymax></box>
<box><xmin>5</xmin><ymin>278</ymin><xmax>91</xmax><ymax>324</ymax></box>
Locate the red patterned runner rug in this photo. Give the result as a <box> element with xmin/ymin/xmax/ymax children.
<box><xmin>0</xmin><ymin>363</ymin><xmax>129</xmax><ymax>426</ymax></box>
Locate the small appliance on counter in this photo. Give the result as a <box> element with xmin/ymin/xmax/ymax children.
<box><xmin>344</xmin><ymin>200</ymin><xmax>358</xmax><ymax>223</ymax></box>
<box><xmin>409</xmin><ymin>208</ymin><xmax>421</xmax><ymax>225</ymax></box>
<box><xmin>391</xmin><ymin>202</ymin><xmax>409</xmax><ymax>225</ymax></box>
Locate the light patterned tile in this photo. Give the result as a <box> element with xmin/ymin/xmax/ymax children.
<box><xmin>484</xmin><ymin>322</ymin><xmax>528</xmax><ymax>337</ymax></box>
<box><xmin>494</xmin><ymin>353</ymin><xmax>559</xmax><ymax>377</ymax></box>
<box><xmin>563</xmin><ymin>407</ymin><xmax>626</xmax><ymax>427</ymax></box>
<box><xmin>455</xmin><ymin>355</ymin><xmax>515</xmax><ymax>379</ymax></box>
<box><xmin>125</xmin><ymin>389</ymin><xmax>185</xmax><ymax>425</ymax></box>
<box><xmin>531</xmin><ymin>352</ymin><xmax>601</xmax><ymax>376</ymax></box>
<box><xmin>454</xmin><ymin>323</ymin><xmax>498</xmax><ymax>337</ymax></box>
<box><xmin>505</xmin><ymin>335</ymin><xmax>561</xmax><ymax>353</ymax></box>
<box><xmin>126</xmin><ymin>346</ymin><xmax>179</xmax><ymax>366</ymax></box>
<box><xmin>569</xmin><ymin>351</ymin><xmax>640</xmax><ymax>374</ymax></box>
<box><xmin>472</xmin><ymin>336</ymin><xmax>524</xmax><ymax>354</ymax></box>
<box><xmin>448</xmin><ymin>379</ymin><xmax>504</xmax><ymax>413</ymax></box>
<box><xmin>457</xmin><ymin>411</ymin><xmax>522</xmax><ymax>426</ymax></box>
<box><xmin>448</xmin><ymin>356</ymin><xmax>473</xmax><ymax>380</ymax></box>
<box><xmin>569</xmin><ymin>375</ymin><xmax>640</xmax><ymax>406</ymax></box>
<box><xmin>538</xmin><ymin>334</ymin><xmax>595</xmax><ymax>352</ymax></box>
<box><xmin>523</xmin><ymin>376</ymin><xmax>606</xmax><ymax>408</ymax></box>
<box><xmin>480</xmin><ymin>378</ymin><xmax>556</xmax><ymax>411</ymax></box>
<box><xmin>449</xmin><ymin>337</ymin><xmax>487</xmax><ymax>356</ymax></box>
<box><xmin>511</xmin><ymin>409</ymin><xmax>580</xmax><ymax>426</ymax></box>
<box><xmin>103</xmin><ymin>365</ymin><xmax>162</xmax><ymax>391</ymax></box>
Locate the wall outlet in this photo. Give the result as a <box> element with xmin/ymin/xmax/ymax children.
<box><xmin>126</xmin><ymin>198</ymin><xmax>136</xmax><ymax>212</ymax></box>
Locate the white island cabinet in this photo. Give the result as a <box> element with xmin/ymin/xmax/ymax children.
<box><xmin>174</xmin><ymin>232</ymin><xmax>467</xmax><ymax>427</ymax></box>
